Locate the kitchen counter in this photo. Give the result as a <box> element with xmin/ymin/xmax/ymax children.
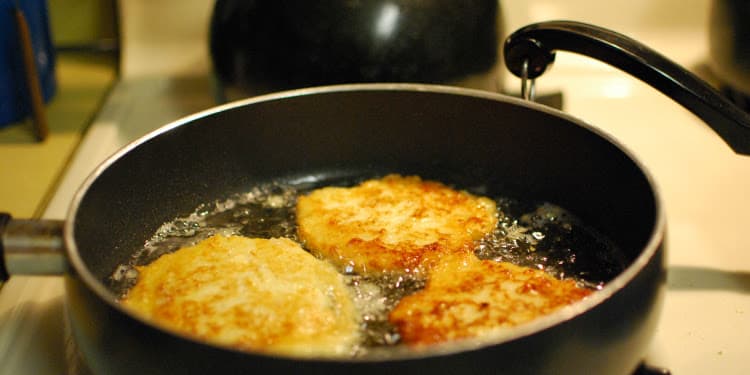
<box><xmin>0</xmin><ymin>51</ymin><xmax>116</xmax><ymax>219</ymax></box>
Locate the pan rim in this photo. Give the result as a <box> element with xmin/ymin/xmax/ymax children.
<box><xmin>62</xmin><ymin>82</ymin><xmax>666</xmax><ymax>362</ymax></box>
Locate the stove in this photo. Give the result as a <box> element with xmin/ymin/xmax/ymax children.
<box><xmin>1</xmin><ymin>1</ymin><xmax>749</xmax><ymax>374</ymax></box>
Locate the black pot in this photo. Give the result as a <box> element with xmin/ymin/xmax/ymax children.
<box><xmin>209</xmin><ymin>0</ymin><xmax>504</xmax><ymax>97</ymax></box>
<box><xmin>2</xmin><ymin>21</ymin><xmax>750</xmax><ymax>375</ymax></box>
<box><xmin>709</xmin><ymin>0</ymin><xmax>750</xmax><ymax>95</ymax></box>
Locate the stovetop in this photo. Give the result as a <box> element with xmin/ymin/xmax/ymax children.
<box><xmin>2</xmin><ymin>2</ymin><xmax>750</xmax><ymax>374</ymax></box>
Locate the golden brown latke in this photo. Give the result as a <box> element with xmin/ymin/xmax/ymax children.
<box><xmin>296</xmin><ymin>174</ymin><xmax>498</xmax><ymax>275</ymax></box>
<box><xmin>388</xmin><ymin>251</ymin><xmax>592</xmax><ymax>346</ymax></box>
<box><xmin>121</xmin><ymin>235</ymin><xmax>360</xmax><ymax>357</ymax></box>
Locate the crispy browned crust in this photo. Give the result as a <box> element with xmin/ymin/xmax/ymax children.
<box><xmin>388</xmin><ymin>252</ymin><xmax>592</xmax><ymax>346</ymax></box>
<box><xmin>296</xmin><ymin>175</ymin><xmax>498</xmax><ymax>275</ymax></box>
<box><xmin>121</xmin><ymin>235</ymin><xmax>359</xmax><ymax>357</ymax></box>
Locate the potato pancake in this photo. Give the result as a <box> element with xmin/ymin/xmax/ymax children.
<box><xmin>389</xmin><ymin>252</ymin><xmax>592</xmax><ymax>346</ymax></box>
<box><xmin>296</xmin><ymin>174</ymin><xmax>498</xmax><ymax>275</ymax></box>
<box><xmin>121</xmin><ymin>235</ymin><xmax>359</xmax><ymax>357</ymax></box>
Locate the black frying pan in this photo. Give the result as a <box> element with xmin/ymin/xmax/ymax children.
<box><xmin>1</xmin><ymin>21</ymin><xmax>749</xmax><ymax>375</ymax></box>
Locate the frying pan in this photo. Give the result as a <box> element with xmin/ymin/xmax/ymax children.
<box><xmin>2</xmin><ymin>21</ymin><xmax>750</xmax><ymax>375</ymax></box>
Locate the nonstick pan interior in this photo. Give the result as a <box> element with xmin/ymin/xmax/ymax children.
<box><xmin>71</xmin><ymin>85</ymin><xmax>657</xmax><ymax>288</ymax></box>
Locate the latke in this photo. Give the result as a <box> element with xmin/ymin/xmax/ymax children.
<box><xmin>388</xmin><ymin>251</ymin><xmax>592</xmax><ymax>346</ymax></box>
<box><xmin>296</xmin><ymin>174</ymin><xmax>498</xmax><ymax>274</ymax></box>
<box><xmin>121</xmin><ymin>235</ymin><xmax>360</xmax><ymax>357</ymax></box>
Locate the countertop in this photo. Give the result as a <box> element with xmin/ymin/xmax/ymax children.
<box><xmin>0</xmin><ymin>51</ymin><xmax>116</xmax><ymax>219</ymax></box>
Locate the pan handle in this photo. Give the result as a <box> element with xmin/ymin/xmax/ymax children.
<box><xmin>0</xmin><ymin>212</ymin><xmax>67</xmax><ymax>282</ymax></box>
<box><xmin>503</xmin><ymin>20</ymin><xmax>750</xmax><ymax>155</ymax></box>
<box><xmin>1</xmin><ymin>213</ymin><xmax>9</xmax><ymax>282</ymax></box>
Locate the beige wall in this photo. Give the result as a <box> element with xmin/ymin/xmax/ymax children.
<box><xmin>114</xmin><ymin>0</ymin><xmax>713</xmax><ymax>78</ymax></box>
<box><xmin>504</xmin><ymin>0</ymin><xmax>711</xmax><ymax>33</ymax></box>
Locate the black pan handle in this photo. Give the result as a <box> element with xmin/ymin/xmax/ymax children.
<box><xmin>503</xmin><ymin>20</ymin><xmax>750</xmax><ymax>155</ymax></box>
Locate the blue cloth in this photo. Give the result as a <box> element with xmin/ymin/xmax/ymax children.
<box><xmin>0</xmin><ymin>0</ymin><xmax>56</xmax><ymax>127</ymax></box>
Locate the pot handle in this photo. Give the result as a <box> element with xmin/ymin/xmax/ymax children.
<box><xmin>0</xmin><ymin>212</ymin><xmax>67</xmax><ymax>282</ymax></box>
<box><xmin>503</xmin><ymin>20</ymin><xmax>750</xmax><ymax>155</ymax></box>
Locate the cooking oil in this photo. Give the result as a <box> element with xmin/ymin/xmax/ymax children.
<box><xmin>109</xmin><ymin>177</ymin><xmax>625</xmax><ymax>352</ymax></box>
